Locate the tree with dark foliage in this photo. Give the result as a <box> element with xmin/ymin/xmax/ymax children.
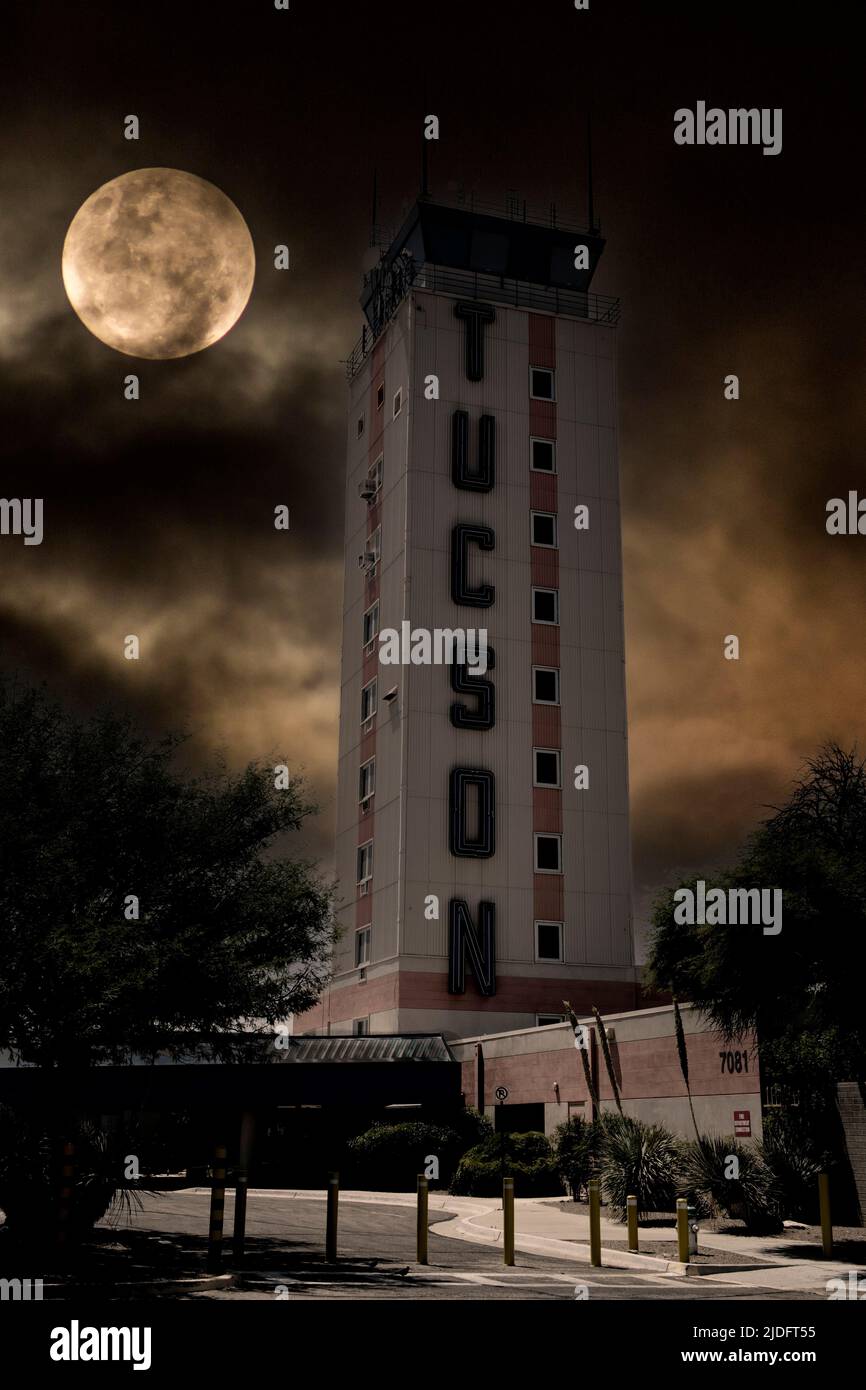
<box><xmin>647</xmin><ymin>744</ymin><xmax>866</xmax><ymax>1095</ymax></box>
<box><xmin>0</xmin><ymin>679</ymin><xmax>335</xmax><ymax>1068</ymax></box>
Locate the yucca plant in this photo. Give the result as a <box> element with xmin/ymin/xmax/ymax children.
<box><xmin>679</xmin><ymin>1134</ymin><xmax>782</xmax><ymax>1233</ymax></box>
<box><xmin>600</xmin><ymin>1113</ymin><xmax>681</xmax><ymax>1220</ymax></box>
<box><xmin>758</xmin><ymin>1112</ymin><xmax>824</xmax><ymax>1223</ymax></box>
<box><xmin>592</xmin><ymin>1006</ymin><xmax>623</xmax><ymax>1115</ymax></box>
<box><xmin>672</xmin><ymin>996</ymin><xmax>701</xmax><ymax>1141</ymax></box>
<box><xmin>563</xmin><ymin>999</ymin><xmax>599</xmax><ymax>1108</ymax></box>
<box><xmin>0</xmin><ymin>1106</ymin><xmax>146</xmax><ymax>1249</ymax></box>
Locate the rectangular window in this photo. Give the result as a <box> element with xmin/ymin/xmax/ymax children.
<box><xmin>532</xmin><ymin>588</ymin><xmax>559</xmax><ymax>625</ymax></box>
<box><xmin>359</xmin><ymin>757</ymin><xmax>376</xmax><ymax>803</ymax></box>
<box><xmin>376</xmin><ymin>381</ymin><xmax>385</xmax><ymax>410</ymax></box>
<box><xmin>356</xmin><ymin>413</ymin><xmax>365</xmax><ymax>439</ymax></box>
<box><xmin>530</xmin><ymin>367</ymin><xmax>555</xmax><ymax>401</ymax></box>
<box><xmin>534</xmin><ymin>833</ymin><xmax>562</xmax><ymax>874</ymax></box>
<box><xmin>534</xmin><ymin>748</ymin><xmax>561</xmax><ymax>788</ymax></box>
<box><xmin>393</xmin><ymin>387</ymin><xmax>403</xmax><ymax>418</ymax></box>
<box><xmin>536</xmin><ymin>920</ymin><xmax>563</xmax><ymax>961</ymax></box>
<box><xmin>537</xmin><ymin>1013</ymin><xmax>566</xmax><ymax>1027</ymax></box>
<box><xmin>370</xmin><ymin>455</ymin><xmax>383</xmax><ymax>492</ymax></box>
<box><xmin>531</xmin><ymin>512</ymin><xmax>557</xmax><ymax>548</ymax></box>
<box><xmin>356</xmin><ymin>841</ymin><xmax>373</xmax><ymax>884</ymax></box>
<box><xmin>361</xmin><ymin>679</ymin><xmax>377</xmax><ymax>723</ymax></box>
<box><xmin>352</xmin><ymin>1017</ymin><xmax>370</xmax><ymax>1037</ymax></box>
<box><xmin>367</xmin><ymin>527</ymin><xmax>381</xmax><ymax>563</ymax></box>
<box><xmin>355</xmin><ymin>927</ymin><xmax>371</xmax><ymax>967</ymax></box>
<box><xmin>533</xmin><ymin>666</ymin><xmax>560</xmax><ymax>704</ymax></box>
<box><xmin>362</xmin><ymin>601</ymin><xmax>379</xmax><ymax>647</ymax></box>
<box><xmin>530</xmin><ymin>438</ymin><xmax>556</xmax><ymax>473</ymax></box>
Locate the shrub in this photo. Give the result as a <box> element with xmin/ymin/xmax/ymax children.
<box><xmin>450</xmin><ymin>1107</ymin><xmax>494</xmax><ymax>1151</ymax></box>
<box><xmin>345</xmin><ymin>1122</ymin><xmax>462</xmax><ymax>1191</ymax></box>
<box><xmin>553</xmin><ymin>1116</ymin><xmax>602</xmax><ymax>1200</ymax></box>
<box><xmin>679</xmin><ymin>1134</ymin><xmax>782</xmax><ymax>1234</ymax></box>
<box><xmin>0</xmin><ymin>1107</ymin><xmax>143</xmax><ymax>1252</ymax></box>
<box><xmin>758</xmin><ymin>1111</ymin><xmax>824</xmax><ymax>1224</ymax></box>
<box><xmin>450</xmin><ymin>1130</ymin><xmax>564</xmax><ymax>1198</ymax></box>
<box><xmin>600</xmin><ymin>1114</ymin><xmax>681</xmax><ymax>1219</ymax></box>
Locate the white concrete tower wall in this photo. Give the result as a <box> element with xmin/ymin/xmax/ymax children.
<box><xmin>296</xmin><ymin>201</ymin><xmax>638</xmax><ymax>1038</ymax></box>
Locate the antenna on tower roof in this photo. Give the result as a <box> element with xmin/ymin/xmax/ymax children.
<box><xmin>370</xmin><ymin>168</ymin><xmax>378</xmax><ymax>247</ymax></box>
<box><xmin>420</xmin><ymin>72</ymin><xmax>430</xmax><ymax>199</ymax></box>
<box><xmin>587</xmin><ymin>109</ymin><xmax>597</xmax><ymax>234</ymax></box>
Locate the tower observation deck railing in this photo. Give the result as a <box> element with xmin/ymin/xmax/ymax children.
<box><xmin>344</xmin><ymin>262</ymin><xmax>620</xmax><ymax>380</ymax></box>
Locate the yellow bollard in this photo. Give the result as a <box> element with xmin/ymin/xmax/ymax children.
<box><xmin>207</xmin><ymin>1143</ymin><xmax>227</xmax><ymax>1272</ymax></box>
<box><xmin>818</xmin><ymin>1172</ymin><xmax>833</xmax><ymax>1258</ymax></box>
<box><xmin>627</xmin><ymin>1194</ymin><xmax>639</xmax><ymax>1252</ymax></box>
<box><xmin>326</xmin><ymin>1171</ymin><xmax>339</xmax><ymax>1262</ymax></box>
<box><xmin>588</xmin><ymin>1178</ymin><xmax>602</xmax><ymax>1266</ymax></box>
<box><xmin>503</xmin><ymin>1177</ymin><xmax>515</xmax><ymax>1266</ymax></box>
<box><xmin>417</xmin><ymin>1175</ymin><xmax>429</xmax><ymax>1265</ymax></box>
<box><xmin>676</xmin><ymin>1198</ymin><xmax>690</xmax><ymax>1264</ymax></box>
<box><xmin>233</xmin><ymin>1110</ymin><xmax>256</xmax><ymax>1258</ymax></box>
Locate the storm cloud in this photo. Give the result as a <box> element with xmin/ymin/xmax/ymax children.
<box><xmin>1</xmin><ymin>1</ymin><xmax>862</xmax><ymax>930</ymax></box>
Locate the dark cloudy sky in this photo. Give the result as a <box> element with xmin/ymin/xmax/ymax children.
<box><xmin>1</xmin><ymin>1</ymin><xmax>863</xmax><ymax>949</ymax></box>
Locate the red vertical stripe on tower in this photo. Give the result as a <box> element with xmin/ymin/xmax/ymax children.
<box><xmin>528</xmin><ymin>314</ymin><xmax>563</xmax><ymax>974</ymax></box>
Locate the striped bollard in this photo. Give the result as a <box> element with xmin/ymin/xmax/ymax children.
<box><xmin>818</xmin><ymin>1172</ymin><xmax>833</xmax><ymax>1258</ymax></box>
<box><xmin>417</xmin><ymin>1175</ymin><xmax>429</xmax><ymax>1264</ymax></box>
<box><xmin>627</xmin><ymin>1194</ymin><xmax>639</xmax><ymax>1252</ymax></box>
<box><xmin>326</xmin><ymin>1172</ymin><xmax>339</xmax><ymax>1262</ymax></box>
<box><xmin>588</xmin><ymin>1178</ymin><xmax>602</xmax><ymax>1267</ymax></box>
<box><xmin>503</xmin><ymin>1177</ymin><xmax>515</xmax><ymax>1266</ymax></box>
<box><xmin>56</xmin><ymin>1141</ymin><xmax>76</xmax><ymax>1251</ymax></box>
<box><xmin>207</xmin><ymin>1144</ymin><xmax>227</xmax><ymax>1272</ymax></box>
<box><xmin>676</xmin><ymin>1197</ymin><xmax>690</xmax><ymax>1264</ymax></box>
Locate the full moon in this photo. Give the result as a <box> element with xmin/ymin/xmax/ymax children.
<box><xmin>61</xmin><ymin>168</ymin><xmax>256</xmax><ymax>359</ymax></box>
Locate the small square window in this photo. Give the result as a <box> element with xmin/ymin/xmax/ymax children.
<box><xmin>393</xmin><ymin>388</ymin><xmax>403</xmax><ymax>418</ymax></box>
<box><xmin>359</xmin><ymin>758</ymin><xmax>376</xmax><ymax>802</ymax></box>
<box><xmin>531</xmin><ymin>512</ymin><xmax>557</xmax><ymax>548</ymax></box>
<box><xmin>361</xmin><ymin>679</ymin><xmax>377</xmax><ymax>723</ymax></box>
<box><xmin>536</xmin><ymin>921</ymin><xmax>563</xmax><ymax>962</ymax></box>
<box><xmin>533</xmin><ymin>667</ymin><xmax>560</xmax><ymax>704</ymax></box>
<box><xmin>355</xmin><ymin>927</ymin><xmax>371</xmax><ymax>967</ymax></box>
<box><xmin>531</xmin><ymin>438</ymin><xmax>556</xmax><ymax>473</ymax></box>
<box><xmin>535</xmin><ymin>833</ymin><xmax>562</xmax><ymax>873</ymax></box>
<box><xmin>534</xmin><ymin>748</ymin><xmax>561</xmax><ymax>787</ymax></box>
<box><xmin>376</xmin><ymin>381</ymin><xmax>385</xmax><ymax>410</ymax></box>
<box><xmin>357</xmin><ymin>414</ymin><xmax>365</xmax><ymax>439</ymax></box>
<box><xmin>357</xmin><ymin>841</ymin><xmax>373</xmax><ymax>884</ymax></box>
<box><xmin>363</xmin><ymin>602</ymin><xmax>379</xmax><ymax>646</ymax></box>
<box><xmin>352</xmin><ymin>1017</ymin><xmax>370</xmax><ymax>1036</ymax></box>
<box><xmin>532</xmin><ymin>588</ymin><xmax>559</xmax><ymax>625</ymax></box>
<box><xmin>530</xmin><ymin>367</ymin><xmax>555</xmax><ymax>401</ymax></box>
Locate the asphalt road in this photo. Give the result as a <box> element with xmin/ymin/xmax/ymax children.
<box><xmin>107</xmin><ymin>1192</ymin><xmax>822</xmax><ymax>1302</ymax></box>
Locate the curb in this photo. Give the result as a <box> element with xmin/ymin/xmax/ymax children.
<box><xmin>41</xmin><ymin>1273</ymin><xmax>235</xmax><ymax>1298</ymax></box>
<box><xmin>433</xmin><ymin>1208</ymin><xmax>679</xmax><ymax>1272</ymax></box>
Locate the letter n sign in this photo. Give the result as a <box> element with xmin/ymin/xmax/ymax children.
<box><xmin>448</xmin><ymin>899</ymin><xmax>496</xmax><ymax>995</ymax></box>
